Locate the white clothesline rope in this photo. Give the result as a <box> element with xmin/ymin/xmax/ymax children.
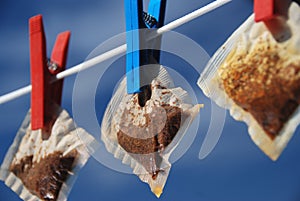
<box><xmin>0</xmin><ymin>0</ymin><xmax>231</xmax><ymax>105</ymax></box>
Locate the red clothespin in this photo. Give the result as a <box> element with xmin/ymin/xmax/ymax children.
<box><xmin>254</xmin><ymin>0</ymin><xmax>292</xmax><ymax>22</ymax></box>
<box><xmin>29</xmin><ymin>15</ymin><xmax>70</xmax><ymax>139</ymax></box>
<box><xmin>254</xmin><ymin>0</ymin><xmax>292</xmax><ymax>42</ymax></box>
<box><xmin>254</xmin><ymin>0</ymin><xmax>275</xmax><ymax>22</ymax></box>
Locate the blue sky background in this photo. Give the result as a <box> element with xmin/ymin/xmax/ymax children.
<box><xmin>0</xmin><ymin>0</ymin><xmax>300</xmax><ymax>201</ymax></box>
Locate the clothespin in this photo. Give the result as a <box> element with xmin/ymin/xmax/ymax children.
<box><xmin>254</xmin><ymin>0</ymin><xmax>276</xmax><ymax>22</ymax></box>
<box><xmin>254</xmin><ymin>0</ymin><xmax>300</xmax><ymax>23</ymax></box>
<box><xmin>125</xmin><ymin>0</ymin><xmax>167</xmax><ymax>94</ymax></box>
<box><xmin>29</xmin><ymin>15</ymin><xmax>70</xmax><ymax>139</ymax></box>
<box><xmin>254</xmin><ymin>0</ymin><xmax>297</xmax><ymax>42</ymax></box>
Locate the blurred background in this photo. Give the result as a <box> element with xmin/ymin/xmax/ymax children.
<box><xmin>0</xmin><ymin>0</ymin><xmax>300</xmax><ymax>201</ymax></box>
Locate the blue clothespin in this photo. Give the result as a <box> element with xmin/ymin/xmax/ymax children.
<box><xmin>125</xmin><ymin>0</ymin><xmax>167</xmax><ymax>94</ymax></box>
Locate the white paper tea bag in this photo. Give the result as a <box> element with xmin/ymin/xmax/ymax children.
<box><xmin>198</xmin><ymin>3</ymin><xmax>300</xmax><ymax>160</ymax></box>
<box><xmin>102</xmin><ymin>65</ymin><xmax>202</xmax><ymax>197</ymax></box>
<box><xmin>0</xmin><ymin>106</ymin><xmax>94</xmax><ymax>201</ymax></box>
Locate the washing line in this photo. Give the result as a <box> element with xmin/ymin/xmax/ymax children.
<box><xmin>0</xmin><ymin>0</ymin><xmax>231</xmax><ymax>105</ymax></box>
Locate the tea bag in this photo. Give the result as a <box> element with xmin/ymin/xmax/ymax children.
<box><xmin>0</xmin><ymin>106</ymin><xmax>94</xmax><ymax>201</ymax></box>
<box><xmin>198</xmin><ymin>3</ymin><xmax>300</xmax><ymax>161</ymax></box>
<box><xmin>101</xmin><ymin>65</ymin><xmax>202</xmax><ymax>197</ymax></box>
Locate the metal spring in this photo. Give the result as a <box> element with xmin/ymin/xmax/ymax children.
<box><xmin>143</xmin><ymin>12</ymin><xmax>157</xmax><ymax>28</ymax></box>
<box><xmin>47</xmin><ymin>59</ymin><xmax>59</xmax><ymax>73</ymax></box>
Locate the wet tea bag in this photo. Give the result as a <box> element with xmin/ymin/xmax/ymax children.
<box><xmin>101</xmin><ymin>65</ymin><xmax>202</xmax><ymax>197</ymax></box>
<box><xmin>198</xmin><ymin>3</ymin><xmax>300</xmax><ymax>161</ymax></box>
<box><xmin>0</xmin><ymin>106</ymin><xmax>94</xmax><ymax>201</ymax></box>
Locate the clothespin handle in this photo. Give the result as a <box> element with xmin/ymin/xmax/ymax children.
<box><xmin>50</xmin><ymin>31</ymin><xmax>70</xmax><ymax>105</ymax></box>
<box><xmin>148</xmin><ymin>0</ymin><xmax>166</xmax><ymax>28</ymax></box>
<box><xmin>29</xmin><ymin>15</ymin><xmax>70</xmax><ymax>135</ymax></box>
<box><xmin>254</xmin><ymin>0</ymin><xmax>275</xmax><ymax>22</ymax></box>
<box><xmin>125</xmin><ymin>0</ymin><xmax>143</xmax><ymax>94</ymax></box>
<box><xmin>30</xmin><ymin>15</ymin><xmax>48</xmax><ymax>131</ymax></box>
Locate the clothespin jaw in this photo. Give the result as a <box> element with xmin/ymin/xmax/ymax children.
<box><xmin>147</xmin><ymin>0</ymin><xmax>166</xmax><ymax>64</ymax></box>
<box><xmin>29</xmin><ymin>15</ymin><xmax>70</xmax><ymax>136</ymax></box>
<box><xmin>125</xmin><ymin>0</ymin><xmax>167</xmax><ymax>94</ymax></box>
